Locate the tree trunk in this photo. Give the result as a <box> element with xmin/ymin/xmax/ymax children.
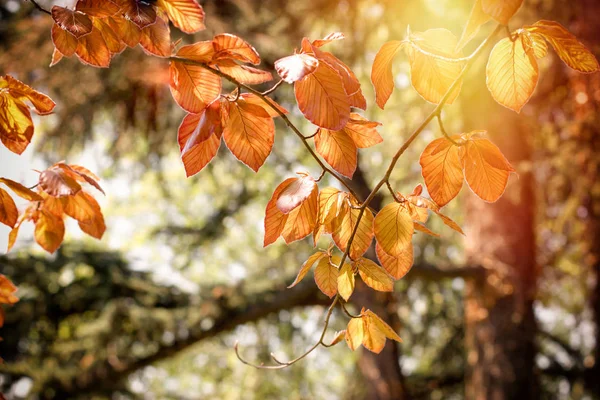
<box><xmin>462</xmin><ymin>72</ymin><xmax>539</xmax><ymax>399</ymax></box>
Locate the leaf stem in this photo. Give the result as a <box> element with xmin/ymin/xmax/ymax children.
<box><xmin>437</xmin><ymin>114</ymin><xmax>460</xmax><ymax>145</ymax></box>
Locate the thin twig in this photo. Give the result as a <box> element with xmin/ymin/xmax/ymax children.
<box><xmin>261</xmin><ymin>79</ymin><xmax>283</xmax><ymax>95</ymax></box>
<box><xmin>27</xmin><ymin>0</ymin><xmax>51</xmax><ymax>15</ymax></box>
<box><xmin>234</xmin><ymin>295</ymin><xmax>339</xmax><ymax>369</ymax></box>
<box><xmin>333</xmin><ymin>24</ymin><xmax>504</xmax><ymax>274</ymax></box>
<box><xmin>340</xmin><ymin>301</ymin><xmax>361</xmax><ymax>319</ymax></box>
<box><xmin>304</xmin><ymin>130</ymin><xmax>318</xmax><ymax>139</ymax></box>
<box><xmin>385</xmin><ymin>181</ymin><xmax>402</xmax><ymax>202</ymax></box>
<box><xmin>437</xmin><ymin>114</ymin><xmax>460</xmax><ymax>145</ymax></box>
<box><xmin>315</xmin><ymin>170</ymin><xmax>326</xmax><ymax>182</ymax></box>
<box><xmin>28</xmin><ymin>183</ymin><xmax>39</xmax><ymax>190</ymax></box>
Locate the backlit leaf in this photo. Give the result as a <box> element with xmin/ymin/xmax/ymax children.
<box><xmin>175</xmin><ymin>40</ymin><xmax>214</xmax><ymax>62</ymax></box>
<box><xmin>107</xmin><ymin>16</ymin><xmax>141</xmax><ymax>48</ymax></box>
<box><xmin>222</xmin><ymin>99</ymin><xmax>274</xmax><ymax>172</ymax></box>
<box><xmin>374</xmin><ymin>202</ymin><xmax>413</xmax><ymax>257</ymax></box>
<box><xmin>39</xmin><ymin>166</ymin><xmax>82</xmax><ymax>198</ymax></box>
<box><xmin>526</xmin><ymin>20</ymin><xmax>599</xmax><ymax>73</ymax></box>
<box><xmin>275</xmin><ymin>54</ymin><xmax>319</xmax><ymax>84</ymax></box>
<box><xmin>216</xmin><ymin>63</ymin><xmax>273</xmax><ymax>85</ymax></box>
<box><xmin>343</xmin><ymin>114</ymin><xmax>383</xmax><ymax>148</ymax></box>
<box><xmin>1</xmin><ymin>75</ymin><xmax>56</xmax><ymax>115</ymax></box>
<box><xmin>407</xmin><ymin>29</ymin><xmax>464</xmax><ymax>104</ymax></box>
<box><xmin>356</xmin><ymin>257</ymin><xmax>394</xmax><ymax>292</ymax></box>
<box><xmin>486</xmin><ymin>35</ymin><xmax>538</xmax><ymax>112</ymax></box>
<box><xmin>0</xmin><ymin>94</ymin><xmax>33</xmax><ymax>155</ymax></box>
<box><xmin>314</xmin><ymin>256</ymin><xmax>338</xmax><ymax>298</ymax></box>
<box><xmin>72</xmin><ymin>192</ymin><xmax>106</xmax><ymax>239</ymax></box>
<box><xmin>0</xmin><ymin>275</ymin><xmax>18</xmax><ymax>305</ymax></box>
<box><xmin>75</xmin><ymin>26</ymin><xmax>112</xmax><ymax>67</ymax></box>
<box><xmin>51</xmin><ymin>6</ymin><xmax>93</xmax><ymax>39</ymax></box>
<box><xmin>75</xmin><ymin>0</ymin><xmax>120</xmax><ymax>18</ymax></box>
<box><xmin>314</xmin><ymin>127</ymin><xmax>357</xmax><ymax>178</ymax></box>
<box><xmin>294</xmin><ymin>61</ymin><xmax>350</xmax><ymax>130</ymax></box>
<box><xmin>169</xmin><ymin>60</ymin><xmax>221</xmax><ymax>113</ymax></box>
<box><xmin>362</xmin><ymin>313</ymin><xmax>387</xmax><ymax>353</ymax></box>
<box><xmin>345</xmin><ymin>317</ymin><xmax>364</xmax><ymax>351</ymax></box>
<box><xmin>312</xmin><ymin>32</ymin><xmax>345</xmax><ymax>48</ymax></box>
<box><xmin>337</xmin><ymin>261</ymin><xmax>355</xmax><ymax>301</ymax></box>
<box><xmin>34</xmin><ymin>210</ymin><xmax>65</xmax><ymax>254</ymax></box>
<box><xmin>332</xmin><ymin>201</ymin><xmax>374</xmax><ymax>260</ymax></box>
<box><xmin>158</xmin><ymin>0</ymin><xmax>205</xmax><ymax>33</ymax></box>
<box><xmin>276</xmin><ymin>174</ymin><xmax>317</xmax><ymax>214</ymax></box>
<box><xmin>365</xmin><ymin>310</ymin><xmax>402</xmax><ymax>342</ymax></box>
<box><xmin>456</xmin><ymin>0</ymin><xmax>491</xmax><ymax>51</ymax></box>
<box><xmin>288</xmin><ymin>251</ymin><xmax>327</xmax><ymax>288</ymax></box>
<box><xmin>119</xmin><ymin>0</ymin><xmax>157</xmax><ymax>29</ymax></box>
<box><xmin>140</xmin><ymin>15</ymin><xmax>171</xmax><ymax>57</ymax></box>
<box><xmin>0</xmin><ymin>178</ymin><xmax>43</xmax><ymax>201</ymax></box>
<box><xmin>264</xmin><ymin>178</ymin><xmax>295</xmax><ymax>247</ymax></box>
<box><xmin>419</xmin><ymin>137</ymin><xmax>463</xmax><ymax>207</ymax></box>
<box><xmin>371</xmin><ymin>40</ymin><xmax>405</xmax><ymax>109</ymax></box>
<box><xmin>212</xmin><ymin>34</ymin><xmax>260</xmax><ymax>65</ymax></box>
<box><xmin>0</xmin><ymin>188</ymin><xmax>18</xmax><ymax>228</ymax></box>
<box><xmin>93</xmin><ymin>18</ymin><xmax>125</xmax><ymax>55</ymax></box>
<box><xmin>375</xmin><ymin>242</ymin><xmax>413</xmax><ymax>280</ymax></box>
<box><xmin>281</xmin><ymin>185</ymin><xmax>318</xmax><ymax>244</ymax></box>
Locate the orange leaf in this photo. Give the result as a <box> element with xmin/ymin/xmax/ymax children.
<box><xmin>481</xmin><ymin>0</ymin><xmax>523</xmax><ymax>25</ymax></box>
<box><xmin>107</xmin><ymin>16</ymin><xmax>141</xmax><ymax>48</ymax></box>
<box><xmin>175</xmin><ymin>40</ymin><xmax>214</xmax><ymax>62</ymax></box>
<box><xmin>331</xmin><ymin>201</ymin><xmax>374</xmax><ymax>260</ymax></box>
<box><xmin>345</xmin><ymin>316</ymin><xmax>365</xmax><ymax>351</ymax></box>
<box><xmin>0</xmin><ymin>178</ymin><xmax>43</xmax><ymax>201</ymax></box>
<box><xmin>419</xmin><ymin>137</ymin><xmax>463</xmax><ymax>207</ymax></box>
<box><xmin>356</xmin><ymin>257</ymin><xmax>394</xmax><ymax>292</ymax></box>
<box><xmin>1</xmin><ymin>75</ymin><xmax>56</xmax><ymax>115</ymax></box>
<box><xmin>343</xmin><ymin>113</ymin><xmax>383</xmax><ymax>148</ymax></box>
<box><xmin>314</xmin><ymin>256</ymin><xmax>338</xmax><ymax>298</ymax></box>
<box><xmin>375</xmin><ymin>242</ymin><xmax>413</xmax><ymax>280</ymax></box>
<box><xmin>407</xmin><ymin>29</ymin><xmax>464</xmax><ymax>104</ymax></box>
<box><xmin>222</xmin><ymin>99</ymin><xmax>274</xmax><ymax>172</ymax></box>
<box><xmin>52</xmin><ymin>23</ymin><xmax>79</xmax><ymax>57</ymax></box>
<box><xmin>281</xmin><ymin>185</ymin><xmax>318</xmax><ymax>243</ymax></box>
<box><xmin>275</xmin><ymin>54</ymin><xmax>319</xmax><ymax>84</ymax></box>
<box><xmin>462</xmin><ymin>134</ymin><xmax>514</xmax><ymax>202</ymax></box>
<box><xmin>158</xmin><ymin>0</ymin><xmax>205</xmax><ymax>34</ymax></box>
<box><xmin>0</xmin><ymin>188</ymin><xmax>18</xmax><ymax>228</ymax></box>
<box><xmin>50</xmin><ymin>48</ymin><xmax>64</xmax><ymax>67</ymax></box>
<box><xmin>0</xmin><ymin>275</ymin><xmax>18</xmax><ymax>305</ymax></box>
<box><xmin>75</xmin><ymin>0</ymin><xmax>121</xmax><ymax>18</ymax></box>
<box><xmin>294</xmin><ymin>61</ymin><xmax>350</xmax><ymax>130</ymax></box>
<box><xmin>169</xmin><ymin>60</ymin><xmax>221</xmax><ymax>113</ymax></box>
<box><xmin>237</xmin><ymin>93</ymin><xmax>288</xmax><ymax>118</ymax></box>
<box><xmin>51</xmin><ymin>6</ymin><xmax>93</xmax><ymax>39</ymax></box>
<box><xmin>435</xmin><ymin>211</ymin><xmax>465</xmax><ymax>235</ymax></box>
<box><xmin>313</xmin><ymin>187</ymin><xmax>347</xmax><ymax>244</ymax></box>
<box><xmin>371</xmin><ymin>40</ymin><xmax>405</xmax><ymax>109</ymax></box>
<box><xmin>119</xmin><ymin>0</ymin><xmax>157</xmax><ymax>29</ymax></box>
<box><xmin>71</xmin><ymin>192</ymin><xmax>106</xmax><ymax>239</ymax></box>
<box><xmin>314</xmin><ymin>128</ymin><xmax>357</xmax><ymax>178</ymax></box>
<box><xmin>312</xmin><ymin>32</ymin><xmax>345</xmax><ymax>48</ymax></box>
<box><xmin>0</xmin><ymin>94</ymin><xmax>33</xmax><ymax>155</ymax></box>
<box><xmin>93</xmin><ymin>18</ymin><xmax>126</xmax><ymax>55</ymax></box>
<box><xmin>61</xmin><ymin>164</ymin><xmax>104</xmax><ymax>195</ymax></box>
<box><xmin>486</xmin><ymin>34</ymin><xmax>538</xmax><ymax>112</ymax></box>
<box><xmin>362</xmin><ymin>313</ymin><xmax>387</xmax><ymax>353</ymax></box>
<box><xmin>526</xmin><ymin>20</ymin><xmax>599</xmax><ymax>73</ymax></box>
<box><xmin>34</xmin><ymin>209</ymin><xmax>65</xmax><ymax>254</ymax></box>
<box><xmin>288</xmin><ymin>251</ymin><xmax>327</xmax><ymax>288</ymax></box>
<box><xmin>212</xmin><ymin>34</ymin><xmax>260</xmax><ymax>65</ymax></box>
<box><xmin>75</xmin><ymin>26</ymin><xmax>112</xmax><ymax>68</ymax></box>
<box><xmin>215</xmin><ymin>62</ymin><xmax>273</xmax><ymax>85</ymax></box>
<box><xmin>276</xmin><ymin>174</ymin><xmax>317</xmax><ymax>214</ymax></box>
<box><xmin>374</xmin><ymin>202</ymin><xmax>413</xmax><ymax>257</ymax></box>
<box><xmin>140</xmin><ymin>15</ymin><xmax>171</xmax><ymax>57</ymax></box>
<box><xmin>39</xmin><ymin>166</ymin><xmax>82</xmax><ymax>198</ymax></box>
<box><xmin>337</xmin><ymin>261</ymin><xmax>355</xmax><ymax>301</ymax></box>
<box><xmin>263</xmin><ymin>178</ymin><xmax>295</xmax><ymax>247</ymax></box>
<box><xmin>456</xmin><ymin>0</ymin><xmax>491</xmax><ymax>51</ymax></box>
<box><xmin>365</xmin><ymin>310</ymin><xmax>402</xmax><ymax>342</ymax></box>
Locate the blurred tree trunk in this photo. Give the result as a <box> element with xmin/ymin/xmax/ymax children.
<box><xmin>461</xmin><ymin>71</ymin><xmax>539</xmax><ymax>399</ymax></box>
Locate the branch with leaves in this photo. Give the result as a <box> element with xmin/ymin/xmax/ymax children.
<box><xmin>1</xmin><ymin>0</ymin><xmax>598</xmax><ymax>368</ymax></box>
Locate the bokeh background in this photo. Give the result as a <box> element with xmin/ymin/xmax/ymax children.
<box><xmin>1</xmin><ymin>0</ymin><xmax>600</xmax><ymax>398</ymax></box>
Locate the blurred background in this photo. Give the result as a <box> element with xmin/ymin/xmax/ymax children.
<box><xmin>1</xmin><ymin>0</ymin><xmax>600</xmax><ymax>398</ymax></box>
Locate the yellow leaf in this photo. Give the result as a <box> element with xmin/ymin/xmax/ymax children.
<box><xmin>481</xmin><ymin>0</ymin><xmax>522</xmax><ymax>25</ymax></box>
<box><xmin>328</xmin><ymin>330</ymin><xmax>346</xmax><ymax>347</ymax></box>
<box><xmin>356</xmin><ymin>257</ymin><xmax>394</xmax><ymax>292</ymax></box>
<box><xmin>526</xmin><ymin>20</ymin><xmax>599</xmax><ymax>73</ymax></box>
<box><xmin>332</xmin><ymin>202</ymin><xmax>374</xmax><ymax>259</ymax></box>
<box><xmin>362</xmin><ymin>314</ymin><xmax>387</xmax><ymax>353</ymax></box>
<box><xmin>288</xmin><ymin>251</ymin><xmax>327</xmax><ymax>288</ymax></box>
<box><xmin>486</xmin><ymin>35</ymin><xmax>539</xmax><ymax>113</ymax></box>
<box><xmin>374</xmin><ymin>202</ymin><xmax>413</xmax><ymax>257</ymax></box>
<box><xmin>414</xmin><ymin>221</ymin><xmax>440</xmax><ymax>237</ymax></box>
<box><xmin>371</xmin><ymin>40</ymin><xmax>405</xmax><ymax>109</ymax></box>
<box><xmin>314</xmin><ymin>256</ymin><xmax>338</xmax><ymax>298</ymax></box>
<box><xmin>315</xmin><ymin>128</ymin><xmax>357</xmax><ymax>178</ymax></box>
<box><xmin>375</xmin><ymin>242</ymin><xmax>414</xmax><ymax>280</ymax></box>
<box><xmin>365</xmin><ymin>310</ymin><xmax>402</xmax><ymax>342</ymax></box>
<box><xmin>158</xmin><ymin>0</ymin><xmax>205</xmax><ymax>34</ymax></box>
<box><xmin>345</xmin><ymin>317</ymin><xmax>365</xmax><ymax>351</ymax></box>
<box><xmin>456</xmin><ymin>0</ymin><xmax>491</xmax><ymax>52</ymax></box>
<box><xmin>0</xmin><ymin>93</ymin><xmax>34</xmax><ymax>155</ymax></box>
<box><xmin>337</xmin><ymin>261</ymin><xmax>355</xmax><ymax>301</ymax></box>
<box><xmin>407</xmin><ymin>29</ymin><xmax>464</xmax><ymax>104</ymax></box>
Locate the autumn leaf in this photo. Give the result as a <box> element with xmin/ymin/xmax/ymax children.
<box><xmin>355</xmin><ymin>257</ymin><xmax>394</xmax><ymax>292</ymax></box>
<box><xmin>107</xmin><ymin>16</ymin><xmax>142</xmax><ymax>48</ymax></box>
<box><xmin>119</xmin><ymin>0</ymin><xmax>157</xmax><ymax>29</ymax></box>
<box><xmin>140</xmin><ymin>14</ymin><xmax>171</xmax><ymax>58</ymax></box>
<box><xmin>419</xmin><ymin>137</ymin><xmax>463</xmax><ymax>207</ymax></box>
<box><xmin>222</xmin><ymin>99</ymin><xmax>274</xmax><ymax>172</ymax></box>
<box><xmin>215</xmin><ymin>62</ymin><xmax>273</xmax><ymax>85</ymax></box>
<box><xmin>345</xmin><ymin>317</ymin><xmax>364</xmax><ymax>351</ymax></box>
<box><xmin>212</xmin><ymin>34</ymin><xmax>261</xmax><ymax>65</ymax></box>
<box><xmin>288</xmin><ymin>251</ymin><xmax>327</xmax><ymax>288</ymax></box>
<box><xmin>374</xmin><ymin>202</ymin><xmax>414</xmax><ymax>257</ymax></box>
<box><xmin>375</xmin><ymin>242</ymin><xmax>414</xmax><ymax>280</ymax></box>
<box><xmin>312</xmin><ymin>32</ymin><xmax>345</xmax><ymax>48</ymax></box>
<box><xmin>34</xmin><ymin>209</ymin><xmax>65</xmax><ymax>254</ymax></box>
<box><xmin>75</xmin><ymin>25</ymin><xmax>112</xmax><ymax>68</ymax></box>
<box><xmin>486</xmin><ymin>34</ymin><xmax>538</xmax><ymax>112</ymax></box>
<box><xmin>0</xmin><ymin>188</ymin><xmax>18</xmax><ymax>228</ymax></box>
<box><xmin>69</xmin><ymin>191</ymin><xmax>106</xmax><ymax>239</ymax></box>
<box><xmin>75</xmin><ymin>0</ymin><xmax>121</xmax><ymax>18</ymax></box>
<box><xmin>337</xmin><ymin>261</ymin><xmax>355</xmax><ymax>301</ymax></box>
<box><xmin>51</xmin><ymin>6</ymin><xmax>93</xmax><ymax>39</ymax></box>
<box><xmin>313</xmin><ymin>187</ymin><xmax>347</xmax><ymax>244</ymax></box>
<box><xmin>1</xmin><ymin>75</ymin><xmax>56</xmax><ymax>115</ymax></box>
<box><xmin>331</xmin><ymin>199</ymin><xmax>374</xmax><ymax>260</ymax></box>
<box><xmin>0</xmin><ymin>178</ymin><xmax>43</xmax><ymax>202</ymax></box>
<box><xmin>314</xmin><ymin>256</ymin><xmax>338</xmax><ymax>298</ymax></box>
<box><xmin>481</xmin><ymin>0</ymin><xmax>523</xmax><ymax>25</ymax></box>
<box><xmin>276</xmin><ymin>174</ymin><xmax>317</xmax><ymax>214</ymax></box>
<box><xmin>93</xmin><ymin>18</ymin><xmax>126</xmax><ymax>55</ymax></box>
<box><xmin>0</xmin><ymin>275</ymin><xmax>18</xmax><ymax>305</ymax></box>
<box><xmin>178</xmin><ymin>101</ymin><xmax>224</xmax><ymax>177</ymax></box>
<box><xmin>364</xmin><ymin>310</ymin><xmax>402</xmax><ymax>343</ymax></box>
<box><xmin>39</xmin><ymin>165</ymin><xmax>83</xmax><ymax>198</ymax></box>
<box><xmin>343</xmin><ymin>114</ymin><xmax>383</xmax><ymax>148</ymax></box>
<box><xmin>294</xmin><ymin>61</ymin><xmax>350</xmax><ymax>130</ymax></box>
<box><xmin>456</xmin><ymin>0</ymin><xmax>491</xmax><ymax>51</ymax></box>
<box><xmin>169</xmin><ymin>58</ymin><xmax>221</xmax><ymax>113</ymax></box>
<box><xmin>406</xmin><ymin>29</ymin><xmax>465</xmax><ymax>104</ymax></box>
<box><xmin>525</xmin><ymin>20</ymin><xmax>599</xmax><ymax>73</ymax></box>
<box><xmin>461</xmin><ymin>133</ymin><xmax>515</xmax><ymax>202</ymax></box>
<box><xmin>275</xmin><ymin>54</ymin><xmax>319</xmax><ymax>84</ymax></box>
<box><xmin>371</xmin><ymin>40</ymin><xmax>405</xmax><ymax>109</ymax></box>
<box><xmin>158</xmin><ymin>0</ymin><xmax>205</xmax><ymax>33</ymax></box>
